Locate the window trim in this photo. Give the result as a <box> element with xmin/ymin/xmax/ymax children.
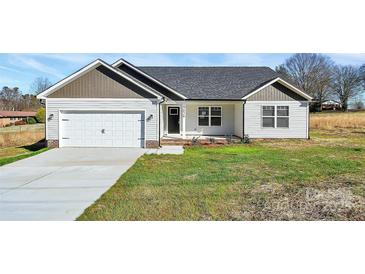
<box><xmin>276</xmin><ymin>106</ymin><xmax>289</xmax><ymax>128</ymax></box>
<box><xmin>262</xmin><ymin>106</ymin><xmax>275</xmax><ymax>128</ymax></box>
<box><xmin>261</xmin><ymin>105</ymin><xmax>289</xmax><ymax>129</ymax></box>
<box><xmin>197</xmin><ymin>106</ymin><xmax>222</xmax><ymax>127</ymax></box>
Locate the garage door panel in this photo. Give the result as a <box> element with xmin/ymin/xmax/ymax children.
<box><xmin>60</xmin><ymin>111</ymin><xmax>144</xmax><ymax>148</ymax></box>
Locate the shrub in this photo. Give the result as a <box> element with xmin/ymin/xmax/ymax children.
<box><xmin>242</xmin><ymin>135</ymin><xmax>250</xmax><ymax>144</ymax></box>
<box><xmin>27</xmin><ymin>117</ymin><xmax>37</xmax><ymax>124</ymax></box>
<box><xmin>35</xmin><ymin>107</ymin><xmax>45</xmax><ymax>123</ymax></box>
<box><xmin>14</xmin><ymin>120</ymin><xmax>26</xmax><ymax>126</ymax></box>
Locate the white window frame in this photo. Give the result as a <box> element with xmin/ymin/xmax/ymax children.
<box><xmin>261</xmin><ymin>105</ymin><xmax>289</xmax><ymax>128</ymax></box>
<box><xmin>276</xmin><ymin>106</ymin><xmax>289</xmax><ymax>128</ymax></box>
<box><xmin>197</xmin><ymin>106</ymin><xmax>222</xmax><ymax>127</ymax></box>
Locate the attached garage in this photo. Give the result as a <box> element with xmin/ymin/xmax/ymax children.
<box><xmin>59</xmin><ymin>110</ymin><xmax>145</xmax><ymax>148</ymax></box>
<box><xmin>38</xmin><ymin>60</ymin><xmax>162</xmax><ymax>149</ymax></box>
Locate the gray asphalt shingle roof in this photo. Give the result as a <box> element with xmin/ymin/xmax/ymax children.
<box><xmin>138</xmin><ymin>66</ymin><xmax>280</xmax><ymax>99</ymax></box>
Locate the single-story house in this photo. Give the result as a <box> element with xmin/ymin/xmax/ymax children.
<box><xmin>321</xmin><ymin>100</ymin><xmax>342</xmax><ymax>111</ymax></box>
<box><xmin>37</xmin><ymin>58</ymin><xmax>312</xmax><ymax>148</ymax></box>
<box><xmin>0</xmin><ymin>110</ymin><xmax>37</xmax><ymax>127</ymax></box>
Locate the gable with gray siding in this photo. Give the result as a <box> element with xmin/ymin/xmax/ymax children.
<box><xmin>247</xmin><ymin>82</ymin><xmax>307</xmax><ymax>101</ymax></box>
<box><xmin>49</xmin><ymin>67</ymin><xmax>155</xmax><ymax>99</ymax></box>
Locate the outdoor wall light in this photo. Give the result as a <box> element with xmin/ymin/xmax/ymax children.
<box><xmin>48</xmin><ymin>114</ymin><xmax>54</xmax><ymax>121</ymax></box>
<box><xmin>147</xmin><ymin>114</ymin><xmax>153</xmax><ymax>121</ymax></box>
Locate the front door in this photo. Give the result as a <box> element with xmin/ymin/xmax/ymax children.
<box><xmin>168</xmin><ymin>107</ymin><xmax>180</xmax><ymax>134</ymax></box>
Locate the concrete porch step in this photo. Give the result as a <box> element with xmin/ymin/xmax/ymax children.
<box><xmin>161</xmin><ymin>137</ymin><xmax>242</xmax><ymax>146</ymax></box>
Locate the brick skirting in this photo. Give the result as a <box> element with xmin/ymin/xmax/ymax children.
<box><xmin>145</xmin><ymin>140</ymin><xmax>159</xmax><ymax>148</ymax></box>
<box><xmin>47</xmin><ymin>139</ymin><xmax>59</xmax><ymax>148</ymax></box>
<box><xmin>47</xmin><ymin>139</ymin><xmax>159</xmax><ymax>149</ymax></box>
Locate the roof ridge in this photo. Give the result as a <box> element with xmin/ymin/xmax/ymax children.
<box><xmin>138</xmin><ymin>66</ymin><xmax>273</xmax><ymax>68</ymax></box>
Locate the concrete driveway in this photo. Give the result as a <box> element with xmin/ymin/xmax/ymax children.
<box><xmin>0</xmin><ymin>148</ymin><xmax>145</xmax><ymax>221</ymax></box>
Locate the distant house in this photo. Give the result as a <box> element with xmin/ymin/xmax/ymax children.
<box><xmin>321</xmin><ymin>100</ymin><xmax>342</xmax><ymax>111</ymax></box>
<box><xmin>0</xmin><ymin>111</ymin><xmax>36</xmax><ymax>127</ymax></box>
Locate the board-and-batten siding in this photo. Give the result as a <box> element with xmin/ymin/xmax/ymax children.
<box><xmin>247</xmin><ymin>82</ymin><xmax>307</xmax><ymax>101</ymax></box>
<box><xmin>46</xmin><ymin>99</ymin><xmax>159</xmax><ymax>141</ymax></box>
<box><xmin>244</xmin><ymin>101</ymin><xmax>308</xmax><ymax>138</ymax></box>
<box><xmin>48</xmin><ymin>69</ymin><xmax>144</xmax><ymax>99</ymax></box>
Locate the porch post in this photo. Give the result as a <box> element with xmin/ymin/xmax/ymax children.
<box><xmin>182</xmin><ymin>103</ymin><xmax>186</xmax><ymax>138</ymax></box>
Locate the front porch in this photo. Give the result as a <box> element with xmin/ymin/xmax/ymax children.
<box><xmin>160</xmin><ymin>100</ymin><xmax>244</xmax><ymax>142</ymax></box>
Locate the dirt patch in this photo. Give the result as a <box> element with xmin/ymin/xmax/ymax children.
<box><xmin>229</xmin><ymin>181</ymin><xmax>365</xmax><ymax>221</ymax></box>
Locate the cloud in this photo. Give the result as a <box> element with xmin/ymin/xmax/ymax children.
<box><xmin>220</xmin><ymin>54</ymin><xmax>265</xmax><ymax>66</ymax></box>
<box><xmin>11</xmin><ymin>55</ymin><xmax>65</xmax><ymax>78</ymax></box>
<box><xmin>328</xmin><ymin>53</ymin><xmax>365</xmax><ymax>66</ymax></box>
<box><xmin>0</xmin><ymin>65</ymin><xmax>22</xmax><ymax>73</ymax></box>
<box><xmin>119</xmin><ymin>53</ymin><xmax>182</xmax><ymax>66</ymax></box>
<box><xmin>33</xmin><ymin>53</ymin><xmax>99</xmax><ymax>64</ymax></box>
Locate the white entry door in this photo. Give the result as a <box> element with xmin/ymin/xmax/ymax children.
<box><xmin>60</xmin><ymin>111</ymin><xmax>144</xmax><ymax>147</ymax></box>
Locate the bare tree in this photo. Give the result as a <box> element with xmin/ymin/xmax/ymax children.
<box><xmin>352</xmin><ymin>99</ymin><xmax>364</xmax><ymax>110</ymax></box>
<box><xmin>0</xmin><ymin>87</ymin><xmax>23</xmax><ymax>110</ymax></box>
<box><xmin>360</xmin><ymin>64</ymin><xmax>365</xmax><ymax>88</ymax></box>
<box><xmin>275</xmin><ymin>53</ymin><xmax>334</xmax><ymax>110</ymax></box>
<box><xmin>331</xmin><ymin>65</ymin><xmax>363</xmax><ymax>111</ymax></box>
<box><xmin>30</xmin><ymin>77</ymin><xmax>52</xmax><ymax>94</ymax></box>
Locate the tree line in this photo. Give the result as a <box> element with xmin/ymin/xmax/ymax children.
<box><xmin>1</xmin><ymin>55</ymin><xmax>364</xmax><ymax>112</ymax></box>
<box><xmin>0</xmin><ymin>77</ymin><xmax>52</xmax><ymax>111</ymax></box>
<box><xmin>276</xmin><ymin>53</ymin><xmax>365</xmax><ymax>111</ymax></box>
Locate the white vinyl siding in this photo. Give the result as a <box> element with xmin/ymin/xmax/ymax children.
<box><xmin>234</xmin><ymin>103</ymin><xmax>243</xmax><ymax>137</ymax></box>
<box><xmin>245</xmin><ymin>101</ymin><xmax>308</xmax><ymax>138</ymax></box>
<box><xmin>46</xmin><ymin>99</ymin><xmax>159</xmax><ymax>142</ymax></box>
<box><xmin>185</xmin><ymin>103</ymin><xmax>235</xmax><ymax>135</ymax></box>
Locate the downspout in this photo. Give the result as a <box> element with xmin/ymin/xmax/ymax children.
<box><xmin>307</xmin><ymin>100</ymin><xmax>310</xmax><ymax>140</ymax></box>
<box><xmin>242</xmin><ymin>100</ymin><xmax>246</xmax><ymax>138</ymax></box>
<box><xmin>158</xmin><ymin>97</ymin><xmax>165</xmax><ymax>147</ymax></box>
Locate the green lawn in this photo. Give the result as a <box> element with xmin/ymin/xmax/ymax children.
<box><xmin>0</xmin><ymin>145</ymin><xmax>48</xmax><ymax>166</ymax></box>
<box><xmin>79</xmin><ymin>128</ymin><xmax>365</xmax><ymax>221</ymax></box>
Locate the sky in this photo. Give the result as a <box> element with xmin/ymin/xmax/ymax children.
<box><xmin>0</xmin><ymin>53</ymin><xmax>365</xmax><ymax>93</ymax></box>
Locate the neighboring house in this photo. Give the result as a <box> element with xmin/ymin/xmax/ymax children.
<box><xmin>321</xmin><ymin>100</ymin><xmax>342</xmax><ymax>111</ymax></box>
<box><xmin>37</xmin><ymin>59</ymin><xmax>312</xmax><ymax>148</ymax></box>
<box><xmin>0</xmin><ymin>111</ymin><xmax>36</xmax><ymax>127</ymax></box>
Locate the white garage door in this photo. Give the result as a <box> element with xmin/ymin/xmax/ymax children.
<box><xmin>60</xmin><ymin>111</ymin><xmax>144</xmax><ymax>148</ymax></box>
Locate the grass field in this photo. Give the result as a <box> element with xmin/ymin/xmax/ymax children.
<box><xmin>0</xmin><ymin>124</ymin><xmax>47</xmax><ymax>165</ymax></box>
<box><xmin>311</xmin><ymin>110</ymin><xmax>365</xmax><ymax>129</ymax></box>
<box><xmin>78</xmin><ymin>112</ymin><xmax>365</xmax><ymax>221</ymax></box>
<box><xmin>0</xmin><ymin>124</ymin><xmax>45</xmax><ymax>148</ymax></box>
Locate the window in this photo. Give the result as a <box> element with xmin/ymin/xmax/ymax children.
<box><xmin>262</xmin><ymin>106</ymin><xmax>289</xmax><ymax>128</ymax></box>
<box><xmin>198</xmin><ymin>106</ymin><xmax>222</xmax><ymax>126</ymax></box>
<box><xmin>262</xmin><ymin>106</ymin><xmax>275</xmax><ymax>128</ymax></box>
<box><xmin>198</xmin><ymin>107</ymin><xmax>209</xmax><ymax>126</ymax></box>
<box><xmin>210</xmin><ymin>107</ymin><xmax>222</xmax><ymax>126</ymax></box>
<box><xmin>277</xmin><ymin>106</ymin><xmax>289</xmax><ymax>128</ymax></box>
<box><xmin>169</xmin><ymin>107</ymin><xmax>179</xmax><ymax>115</ymax></box>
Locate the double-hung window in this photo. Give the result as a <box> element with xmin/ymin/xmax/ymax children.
<box><xmin>198</xmin><ymin>106</ymin><xmax>222</xmax><ymax>126</ymax></box>
<box><xmin>276</xmin><ymin>106</ymin><xmax>289</xmax><ymax>128</ymax></box>
<box><xmin>262</xmin><ymin>106</ymin><xmax>275</xmax><ymax>128</ymax></box>
<box><xmin>262</xmin><ymin>106</ymin><xmax>289</xmax><ymax>128</ymax></box>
